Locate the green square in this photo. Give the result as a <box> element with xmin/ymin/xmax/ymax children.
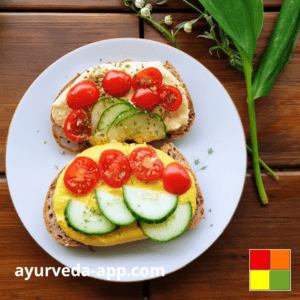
<box><xmin>270</xmin><ymin>270</ymin><xmax>290</xmax><ymax>290</ymax></box>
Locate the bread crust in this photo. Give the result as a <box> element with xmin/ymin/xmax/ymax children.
<box><xmin>43</xmin><ymin>143</ymin><xmax>204</xmax><ymax>247</ymax></box>
<box><xmin>50</xmin><ymin>61</ymin><xmax>195</xmax><ymax>153</ymax></box>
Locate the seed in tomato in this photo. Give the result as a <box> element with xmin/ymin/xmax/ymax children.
<box><xmin>64</xmin><ymin>109</ymin><xmax>91</xmax><ymax>142</ymax></box>
<box><xmin>158</xmin><ymin>85</ymin><xmax>183</xmax><ymax>112</ymax></box>
<box><xmin>64</xmin><ymin>157</ymin><xmax>101</xmax><ymax>195</ymax></box>
<box><xmin>132</xmin><ymin>67</ymin><xmax>163</xmax><ymax>90</ymax></box>
<box><xmin>129</xmin><ymin>147</ymin><xmax>164</xmax><ymax>181</ymax></box>
<box><xmin>99</xmin><ymin>149</ymin><xmax>131</xmax><ymax>188</ymax></box>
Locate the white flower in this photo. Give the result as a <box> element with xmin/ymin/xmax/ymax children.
<box><xmin>141</xmin><ymin>7</ymin><xmax>151</xmax><ymax>17</ymax></box>
<box><xmin>145</xmin><ymin>3</ymin><xmax>152</xmax><ymax>10</ymax></box>
<box><xmin>184</xmin><ymin>22</ymin><xmax>192</xmax><ymax>33</ymax></box>
<box><xmin>135</xmin><ymin>0</ymin><xmax>146</xmax><ymax>9</ymax></box>
<box><xmin>164</xmin><ymin>15</ymin><xmax>172</xmax><ymax>25</ymax></box>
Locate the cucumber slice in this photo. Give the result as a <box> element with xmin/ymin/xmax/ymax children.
<box><xmin>91</xmin><ymin>97</ymin><xmax>126</xmax><ymax>133</ymax></box>
<box><xmin>106</xmin><ymin>108</ymin><xmax>140</xmax><ymax>134</ymax></box>
<box><xmin>95</xmin><ymin>190</ymin><xmax>136</xmax><ymax>225</ymax></box>
<box><xmin>64</xmin><ymin>199</ymin><xmax>118</xmax><ymax>235</ymax></box>
<box><xmin>139</xmin><ymin>202</ymin><xmax>192</xmax><ymax>242</ymax></box>
<box><xmin>107</xmin><ymin>112</ymin><xmax>167</xmax><ymax>143</ymax></box>
<box><xmin>97</xmin><ymin>103</ymin><xmax>133</xmax><ymax>133</ymax></box>
<box><xmin>123</xmin><ymin>186</ymin><xmax>178</xmax><ymax>224</ymax></box>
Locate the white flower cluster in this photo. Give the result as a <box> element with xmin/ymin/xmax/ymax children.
<box><xmin>135</xmin><ymin>0</ymin><xmax>152</xmax><ymax>17</ymax></box>
<box><xmin>184</xmin><ymin>22</ymin><xmax>192</xmax><ymax>33</ymax></box>
<box><xmin>164</xmin><ymin>15</ymin><xmax>172</xmax><ymax>25</ymax></box>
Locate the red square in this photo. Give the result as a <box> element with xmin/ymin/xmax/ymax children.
<box><xmin>250</xmin><ymin>250</ymin><xmax>270</xmax><ymax>270</ymax></box>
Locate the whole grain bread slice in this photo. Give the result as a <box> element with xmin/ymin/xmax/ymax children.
<box><xmin>43</xmin><ymin>143</ymin><xmax>204</xmax><ymax>247</ymax></box>
<box><xmin>51</xmin><ymin>61</ymin><xmax>195</xmax><ymax>153</ymax></box>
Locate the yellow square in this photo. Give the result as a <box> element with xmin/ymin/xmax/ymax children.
<box><xmin>250</xmin><ymin>270</ymin><xmax>270</xmax><ymax>290</ymax></box>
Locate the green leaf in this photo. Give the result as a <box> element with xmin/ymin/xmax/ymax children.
<box><xmin>156</xmin><ymin>0</ymin><xmax>168</xmax><ymax>5</ymax></box>
<box><xmin>175</xmin><ymin>18</ymin><xmax>199</xmax><ymax>29</ymax></box>
<box><xmin>197</xmin><ymin>0</ymin><xmax>264</xmax><ymax>62</ymax></box>
<box><xmin>253</xmin><ymin>0</ymin><xmax>300</xmax><ymax>99</ymax></box>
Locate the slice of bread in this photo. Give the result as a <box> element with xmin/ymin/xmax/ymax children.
<box><xmin>43</xmin><ymin>143</ymin><xmax>204</xmax><ymax>247</ymax></box>
<box><xmin>51</xmin><ymin>61</ymin><xmax>195</xmax><ymax>153</ymax></box>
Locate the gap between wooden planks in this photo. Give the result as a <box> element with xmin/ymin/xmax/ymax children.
<box><xmin>0</xmin><ymin>0</ymin><xmax>284</xmax><ymax>11</ymax></box>
<box><xmin>2</xmin><ymin>169</ymin><xmax>300</xmax><ymax>298</ymax></box>
<box><xmin>144</xmin><ymin>12</ymin><xmax>300</xmax><ymax>169</ymax></box>
<box><xmin>0</xmin><ymin>13</ymin><xmax>139</xmax><ymax>174</ymax></box>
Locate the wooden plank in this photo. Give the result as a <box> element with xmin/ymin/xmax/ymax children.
<box><xmin>150</xmin><ymin>171</ymin><xmax>300</xmax><ymax>299</ymax></box>
<box><xmin>0</xmin><ymin>13</ymin><xmax>139</xmax><ymax>173</ymax></box>
<box><xmin>0</xmin><ymin>179</ymin><xmax>142</xmax><ymax>299</ymax></box>
<box><xmin>0</xmin><ymin>0</ymin><xmax>284</xmax><ymax>11</ymax></box>
<box><xmin>144</xmin><ymin>12</ymin><xmax>300</xmax><ymax>168</ymax></box>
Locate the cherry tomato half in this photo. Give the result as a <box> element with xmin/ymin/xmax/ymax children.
<box><xmin>158</xmin><ymin>85</ymin><xmax>183</xmax><ymax>112</ymax></box>
<box><xmin>132</xmin><ymin>67</ymin><xmax>163</xmax><ymax>90</ymax></box>
<box><xmin>131</xmin><ymin>88</ymin><xmax>159</xmax><ymax>111</ymax></box>
<box><xmin>102</xmin><ymin>70</ymin><xmax>132</xmax><ymax>97</ymax></box>
<box><xmin>99</xmin><ymin>149</ymin><xmax>131</xmax><ymax>188</ymax></box>
<box><xmin>64</xmin><ymin>109</ymin><xmax>91</xmax><ymax>142</ymax></box>
<box><xmin>64</xmin><ymin>156</ymin><xmax>101</xmax><ymax>195</ymax></box>
<box><xmin>66</xmin><ymin>80</ymin><xmax>100</xmax><ymax>109</ymax></box>
<box><xmin>129</xmin><ymin>147</ymin><xmax>164</xmax><ymax>182</ymax></box>
<box><xmin>163</xmin><ymin>162</ymin><xmax>191</xmax><ymax>195</ymax></box>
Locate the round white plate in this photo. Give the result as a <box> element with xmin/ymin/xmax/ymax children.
<box><xmin>6</xmin><ymin>38</ymin><xmax>246</xmax><ymax>282</ymax></box>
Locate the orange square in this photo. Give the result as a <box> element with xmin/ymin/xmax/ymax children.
<box><xmin>270</xmin><ymin>250</ymin><xmax>290</xmax><ymax>270</ymax></box>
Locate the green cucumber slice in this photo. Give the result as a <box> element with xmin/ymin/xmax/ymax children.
<box><xmin>123</xmin><ymin>186</ymin><xmax>178</xmax><ymax>224</ymax></box>
<box><xmin>91</xmin><ymin>97</ymin><xmax>126</xmax><ymax>134</ymax></box>
<box><xmin>95</xmin><ymin>190</ymin><xmax>136</xmax><ymax>225</ymax></box>
<box><xmin>106</xmin><ymin>108</ymin><xmax>140</xmax><ymax>134</ymax></box>
<box><xmin>64</xmin><ymin>199</ymin><xmax>118</xmax><ymax>235</ymax></box>
<box><xmin>139</xmin><ymin>202</ymin><xmax>192</xmax><ymax>242</ymax></box>
<box><xmin>107</xmin><ymin>112</ymin><xmax>167</xmax><ymax>143</ymax></box>
<box><xmin>97</xmin><ymin>103</ymin><xmax>133</xmax><ymax>133</ymax></box>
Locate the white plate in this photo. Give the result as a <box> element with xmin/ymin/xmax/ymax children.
<box><xmin>6</xmin><ymin>38</ymin><xmax>246</xmax><ymax>282</ymax></box>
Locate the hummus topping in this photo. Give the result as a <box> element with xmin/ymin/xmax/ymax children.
<box><xmin>52</xmin><ymin>61</ymin><xmax>189</xmax><ymax>133</ymax></box>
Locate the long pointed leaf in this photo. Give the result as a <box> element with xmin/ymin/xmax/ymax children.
<box><xmin>253</xmin><ymin>0</ymin><xmax>300</xmax><ymax>99</ymax></box>
<box><xmin>197</xmin><ymin>0</ymin><xmax>263</xmax><ymax>62</ymax></box>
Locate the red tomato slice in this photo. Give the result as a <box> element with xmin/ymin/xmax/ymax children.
<box><xmin>129</xmin><ymin>147</ymin><xmax>164</xmax><ymax>182</ymax></box>
<box><xmin>64</xmin><ymin>157</ymin><xmax>101</xmax><ymax>195</ymax></box>
<box><xmin>163</xmin><ymin>162</ymin><xmax>191</xmax><ymax>195</ymax></box>
<box><xmin>99</xmin><ymin>149</ymin><xmax>131</xmax><ymax>188</ymax></box>
<box><xmin>64</xmin><ymin>109</ymin><xmax>91</xmax><ymax>142</ymax></box>
<box><xmin>132</xmin><ymin>67</ymin><xmax>163</xmax><ymax>90</ymax></box>
<box><xmin>158</xmin><ymin>85</ymin><xmax>183</xmax><ymax>112</ymax></box>
<box><xmin>102</xmin><ymin>70</ymin><xmax>132</xmax><ymax>97</ymax></box>
<box><xmin>66</xmin><ymin>80</ymin><xmax>100</xmax><ymax>109</ymax></box>
<box><xmin>131</xmin><ymin>88</ymin><xmax>159</xmax><ymax>111</ymax></box>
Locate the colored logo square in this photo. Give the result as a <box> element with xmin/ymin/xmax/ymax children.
<box><xmin>250</xmin><ymin>250</ymin><xmax>270</xmax><ymax>270</ymax></box>
<box><xmin>270</xmin><ymin>270</ymin><xmax>291</xmax><ymax>290</ymax></box>
<box><xmin>270</xmin><ymin>250</ymin><xmax>290</xmax><ymax>270</ymax></box>
<box><xmin>250</xmin><ymin>270</ymin><xmax>270</xmax><ymax>290</ymax></box>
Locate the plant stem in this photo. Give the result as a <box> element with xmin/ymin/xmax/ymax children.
<box><xmin>246</xmin><ymin>145</ymin><xmax>278</xmax><ymax>180</ymax></box>
<box><xmin>183</xmin><ymin>0</ymin><xmax>205</xmax><ymax>14</ymax></box>
<box><xmin>243</xmin><ymin>57</ymin><xmax>268</xmax><ymax>204</ymax></box>
<box><xmin>127</xmin><ymin>1</ymin><xmax>180</xmax><ymax>49</ymax></box>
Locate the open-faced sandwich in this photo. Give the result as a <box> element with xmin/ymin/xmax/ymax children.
<box><xmin>44</xmin><ymin>143</ymin><xmax>204</xmax><ymax>246</ymax></box>
<box><xmin>51</xmin><ymin>61</ymin><xmax>195</xmax><ymax>152</ymax></box>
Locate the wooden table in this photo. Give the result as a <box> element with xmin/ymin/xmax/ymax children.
<box><xmin>1</xmin><ymin>1</ymin><xmax>299</xmax><ymax>299</ymax></box>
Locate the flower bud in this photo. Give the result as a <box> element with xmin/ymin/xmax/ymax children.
<box><xmin>184</xmin><ymin>22</ymin><xmax>192</xmax><ymax>33</ymax></box>
<box><xmin>165</xmin><ymin>15</ymin><xmax>172</xmax><ymax>25</ymax></box>
<box><xmin>135</xmin><ymin>0</ymin><xmax>146</xmax><ymax>9</ymax></box>
<box><xmin>141</xmin><ymin>7</ymin><xmax>151</xmax><ymax>17</ymax></box>
<box><xmin>145</xmin><ymin>3</ymin><xmax>152</xmax><ymax>10</ymax></box>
